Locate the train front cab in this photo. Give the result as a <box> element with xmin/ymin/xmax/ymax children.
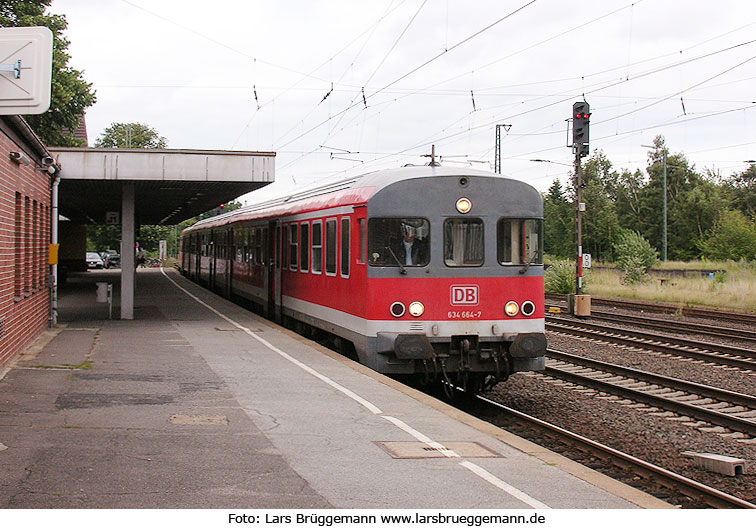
<box><xmin>361</xmin><ymin>173</ymin><xmax>546</xmax><ymax>389</ymax></box>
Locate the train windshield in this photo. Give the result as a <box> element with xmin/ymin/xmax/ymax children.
<box><xmin>497</xmin><ymin>218</ymin><xmax>543</xmax><ymax>265</ymax></box>
<box><xmin>444</xmin><ymin>218</ymin><xmax>484</xmax><ymax>267</ymax></box>
<box><xmin>368</xmin><ymin>218</ymin><xmax>430</xmax><ymax>267</ymax></box>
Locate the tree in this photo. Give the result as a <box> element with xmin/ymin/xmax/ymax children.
<box><xmin>727</xmin><ymin>164</ymin><xmax>756</xmax><ymax>218</ymax></box>
<box><xmin>2</xmin><ymin>0</ymin><xmax>96</xmax><ymax>146</ymax></box>
<box><xmin>95</xmin><ymin>122</ymin><xmax>168</xmax><ymax>149</ymax></box>
<box><xmin>543</xmin><ymin>180</ymin><xmax>573</xmax><ymax>259</ymax></box>
<box><xmin>636</xmin><ymin>136</ymin><xmax>710</xmax><ymax>260</ymax></box>
<box><xmin>697</xmin><ymin>209</ymin><xmax>756</xmax><ymax>261</ymax></box>
<box><xmin>581</xmin><ymin>152</ymin><xmax>622</xmax><ymax>261</ymax></box>
<box><xmin>673</xmin><ymin>176</ymin><xmax>730</xmax><ymax>260</ymax></box>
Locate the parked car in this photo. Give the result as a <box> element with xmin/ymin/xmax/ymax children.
<box><xmin>103</xmin><ymin>253</ymin><xmax>121</xmax><ymax>269</ymax></box>
<box><xmin>86</xmin><ymin>252</ymin><xmax>104</xmax><ymax>269</ymax></box>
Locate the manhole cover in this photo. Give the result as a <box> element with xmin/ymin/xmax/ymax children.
<box><xmin>376</xmin><ymin>441</ymin><xmax>502</xmax><ymax>459</ymax></box>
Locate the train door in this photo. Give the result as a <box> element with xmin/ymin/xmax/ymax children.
<box><xmin>209</xmin><ymin>230</ymin><xmax>217</xmax><ymax>290</ymax></box>
<box><xmin>225</xmin><ymin>229</ymin><xmax>233</xmax><ymax>299</ymax></box>
<box><xmin>195</xmin><ymin>233</ymin><xmax>200</xmax><ymax>279</ymax></box>
<box><xmin>268</xmin><ymin>220</ymin><xmax>282</xmax><ymax>322</ymax></box>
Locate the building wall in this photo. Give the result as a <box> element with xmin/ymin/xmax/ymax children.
<box><xmin>0</xmin><ymin>127</ymin><xmax>51</xmax><ymax>371</ymax></box>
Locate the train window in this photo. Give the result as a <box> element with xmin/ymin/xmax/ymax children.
<box><xmin>311</xmin><ymin>221</ymin><xmax>322</xmax><ymax>273</ymax></box>
<box><xmin>358</xmin><ymin>218</ymin><xmax>366</xmax><ymax>264</ymax></box>
<box><xmin>300</xmin><ymin>222</ymin><xmax>309</xmax><ymax>272</ymax></box>
<box><xmin>255</xmin><ymin>227</ymin><xmax>263</xmax><ymax>264</ymax></box>
<box><xmin>368</xmin><ymin>218</ymin><xmax>429</xmax><ymax>267</ymax></box>
<box><xmin>325</xmin><ymin>219</ymin><xmax>337</xmax><ymax>275</ymax></box>
<box><xmin>247</xmin><ymin>228</ymin><xmax>257</xmax><ymax>265</ymax></box>
<box><xmin>289</xmin><ymin>224</ymin><xmax>298</xmax><ymax>270</ymax></box>
<box><xmin>340</xmin><ymin>218</ymin><xmax>350</xmax><ymax>277</ymax></box>
<box><xmin>497</xmin><ymin>219</ymin><xmax>543</xmax><ymax>265</ymax></box>
<box><xmin>444</xmin><ymin>218</ymin><xmax>484</xmax><ymax>267</ymax></box>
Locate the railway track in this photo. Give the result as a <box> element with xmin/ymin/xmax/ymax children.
<box><xmin>546</xmin><ymin>318</ymin><xmax>756</xmax><ymax>371</ymax></box>
<box><xmin>544</xmin><ymin>349</ymin><xmax>756</xmax><ymax>438</ymax></box>
<box><xmin>473</xmin><ymin>394</ymin><xmax>756</xmax><ymax>509</ymax></box>
<box><xmin>546</xmin><ymin>294</ymin><xmax>756</xmax><ymax>325</ymax></box>
<box><xmin>564</xmin><ymin>309</ymin><xmax>756</xmax><ymax>345</ymax></box>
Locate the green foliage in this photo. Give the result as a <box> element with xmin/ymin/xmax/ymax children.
<box><xmin>581</xmin><ymin>151</ymin><xmax>622</xmax><ymax>261</ymax></box>
<box><xmin>613</xmin><ymin>230</ymin><xmax>658</xmax><ymax>285</ymax></box>
<box><xmin>86</xmin><ymin>224</ymin><xmax>120</xmax><ymax>252</ymax></box>
<box><xmin>709</xmin><ymin>270</ymin><xmax>727</xmax><ymax>291</ymax></box>
<box><xmin>95</xmin><ymin>122</ymin><xmax>168</xmax><ymax>149</ymax></box>
<box><xmin>543</xmin><ymin>180</ymin><xmax>573</xmax><ymax>258</ymax></box>
<box><xmin>544</xmin><ymin>260</ymin><xmax>576</xmax><ymax>294</ymax></box>
<box><xmin>727</xmin><ymin>163</ymin><xmax>756</xmax><ymax>218</ymax></box>
<box><xmin>2</xmin><ymin>0</ymin><xmax>96</xmax><ymax>146</ymax></box>
<box><xmin>697</xmin><ymin>209</ymin><xmax>756</xmax><ymax>261</ymax></box>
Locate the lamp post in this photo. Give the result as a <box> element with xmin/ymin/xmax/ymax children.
<box><xmin>641</xmin><ymin>144</ymin><xmax>667</xmax><ymax>261</ymax></box>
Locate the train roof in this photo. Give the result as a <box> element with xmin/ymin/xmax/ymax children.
<box><xmin>182</xmin><ymin>165</ymin><xmax>531</xmax><ymax>234</ymax></box>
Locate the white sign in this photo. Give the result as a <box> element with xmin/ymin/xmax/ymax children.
<box><xmin>105</xmin><ymin>211</ymin><xmax>121</xmax><ymax>225</ymax></box>
<box><xmin>582</xmin><ymin>253</ymin><xmax>592</xmax><ymax>269</ymax></box>
<box><xmin>0</xmin><ymin>27</ymin><xmax>53</xmax><ymax>115</ymax></box>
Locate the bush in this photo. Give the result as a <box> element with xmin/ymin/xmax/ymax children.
<box><xmin>545</xmin><ymin>260</ymin><xmax>576</xmax><ymax>294</ymax></box>
<box><xmin>613</xmin><ymin>231</ymin><xmax>658</xmax><ymax>286</ymax></box>
<box><xmin>697</xmin><ymin>209</ymin><xmax>756</xmax><ymax>261</ymax></box>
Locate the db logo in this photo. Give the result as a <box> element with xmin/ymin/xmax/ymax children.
<box><xmin>450</xmin><ymin>285</ymin><xmax>479</xmax><ymax>306</ymax></box>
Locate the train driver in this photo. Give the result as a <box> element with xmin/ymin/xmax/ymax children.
<box><xmin>396</xmin><ymin>220</ymin><xmax>428</xmax><ymax>266</ymax></box>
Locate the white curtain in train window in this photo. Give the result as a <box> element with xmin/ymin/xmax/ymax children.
<box><xmin>444</xmin><ymin>219</ymin><xmax>483</xmax><ymax>266</ymax></box>
<box><xmin>524</xmin><ymin>219</ymin><xmax>540</xmax><ymax>263</ymax></box>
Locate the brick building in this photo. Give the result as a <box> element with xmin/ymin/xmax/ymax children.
<box><xmin>0</xmin><ymin>115</ymin><xmax>57</xmax><ymax>372</ymax></box>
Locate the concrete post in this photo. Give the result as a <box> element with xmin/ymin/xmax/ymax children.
<box><xmin>121</xmin><ymin>183</ymin><xmax>135</xmax><ymax>319</ymax></box>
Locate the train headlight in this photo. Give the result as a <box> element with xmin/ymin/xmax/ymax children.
<box><xmin>455</xmin><ymin>197</ymin><xmax>472</xmax><ymax>214</ymax></box>
<box><xmin>504</xmin><ymin>301</ymin><xmax>519</xmax><ymax>317</ymax></box>
<box><xmin>408</xmin><ymin>301</ymin><xmax>425</xmax><ymax>317</ymax></box>
<box><xmin>521</xmin><ymin>300</ymin><xmax>536</xmax><ymax>316</ymax></box>
<box><xmin>390</xmin><ymin>302</ymin><xmax>406</xmax><ymax>318</ymax></box>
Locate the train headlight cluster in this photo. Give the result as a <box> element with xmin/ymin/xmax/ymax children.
<box><xmin>408</xmin><ymin>301</ymin><xmax>425</xmax><ymax>317</ymax></box>
<box><xmin>390</xmin><ymin>301</ymin><xmax>425</xmax><ymax>317</ymax></box>
<box><xmin>504</xmin><ymin>300</ymin><xmax>537</xmax><ymax>317</ymax></box>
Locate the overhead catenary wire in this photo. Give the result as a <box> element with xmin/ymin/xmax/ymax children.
<box><xmin>275</xmin><ymin>13</ymin><xmax>756</xmax><ymax>178</ymax></box>
<box><xmin>274</xmin><ymin>0</ymin><xmax>540</xmax><ymax>151</ymax></box>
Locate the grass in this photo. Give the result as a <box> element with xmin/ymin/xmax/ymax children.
<box><xmin>583</xmin><ymin>260</ymin><xmax>756</xmax><ymax>313</ymax></box>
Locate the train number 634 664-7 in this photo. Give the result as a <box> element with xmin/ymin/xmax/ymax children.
<box><xmin>447</xmin><ymin>310</ymin><xmax>482</xmax><ymax>319</ymax></box>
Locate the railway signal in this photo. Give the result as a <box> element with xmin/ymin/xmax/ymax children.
<box><xmin>572</xmin><ymin>102</ymin><xmax>590</xmax><ymax>158</ymax></box>
<box><xmin>571</xmin><ymin>101</ymin><xmax>591</xmax><ymax>316</ymax></box>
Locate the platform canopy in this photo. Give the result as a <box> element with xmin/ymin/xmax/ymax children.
<box><xmin>50</xmin><ymin>147</ymin><xmax>275</xmax><ymax>225</ymax></box>
<box><xmin>48</xmin><ymin>146</ymin><xmax>276</xmax><ymax>321</ymax></box>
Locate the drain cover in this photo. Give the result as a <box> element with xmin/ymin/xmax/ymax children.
<box><xmin>377</xmin><ymin>441</ymin><xmax>501</xmax><ymax>459</ymax></box>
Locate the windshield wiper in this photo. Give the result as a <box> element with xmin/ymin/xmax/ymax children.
<box><xmin>518</xmin><ymin>251</ymin><xmax>540</xmax><ymax>274</ymax></box>
<box><xmin>385</xmin><ymin>246</ymin><xmax>407</xmax><ymax>275</ymax></box>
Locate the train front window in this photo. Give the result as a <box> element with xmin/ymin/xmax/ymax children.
<box><xmin>368</xmin><ymin>218</ymin><xmax>429</xmax><ymax>267</ymax></box>
<box><xmin>497</xmin><ymin>219</ymin><xmax>543</xmax><ymax>265</ymax></box>
<box><xmin>444</xmin><ymin>218</ymin><xmax>484</xmax><ymax>267</ymax></box>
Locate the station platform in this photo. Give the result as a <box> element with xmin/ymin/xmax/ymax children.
<box><xmin>0</xmin><ymin>268</ymin><xmax>671</xmax><ymax>509</ymax></box>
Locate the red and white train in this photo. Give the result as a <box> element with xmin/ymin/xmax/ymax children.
<box><xmin>179</xmin><ymin>165</ymin><xmax>546</xmax><ymax>393</ymax></box>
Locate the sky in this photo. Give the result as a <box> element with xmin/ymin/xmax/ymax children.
<box><xmin>50</xmin><ymin>0</ymin><xmax>756</xmax><ymax>203</ymax></box>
